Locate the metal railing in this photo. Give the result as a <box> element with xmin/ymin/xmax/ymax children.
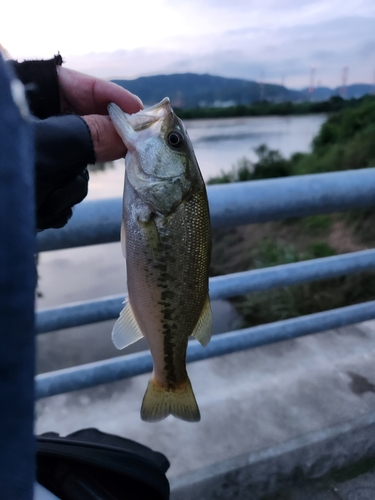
<box><xmin>35</xmin><ymin>168</ymin><xmax>375</xmax><ymax>399</ymax></box>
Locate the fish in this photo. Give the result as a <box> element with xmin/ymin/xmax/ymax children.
<box><xmin>108</xmin><ymin>97</ymin><xmax>212</xmax><ymax>422</ymax></box>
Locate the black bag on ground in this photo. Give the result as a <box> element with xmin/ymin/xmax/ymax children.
<box><xmin>36</xmin><ymin>428</ymin><xmax>170</xmax><ymax>500</ymax></box>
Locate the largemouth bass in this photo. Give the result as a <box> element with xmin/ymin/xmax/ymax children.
<box><xmin>108</xmin><ymin>97</ymin><xmax>212</xmax><ymax>422</ymax></box>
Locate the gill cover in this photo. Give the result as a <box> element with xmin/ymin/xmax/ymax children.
<box><xmin>108</xmin><ymin>98</ymin><xmax>192</xmax><ymax>216</ymax></box>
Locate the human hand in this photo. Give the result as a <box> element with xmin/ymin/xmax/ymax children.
<box><xmin>56</xmin><ymin>66</ymin><xmax>143</xmax><ymax>162</ymax></box>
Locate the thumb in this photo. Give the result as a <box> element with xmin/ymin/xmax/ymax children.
<box><xmin>82</xmin><ymin>114</ymin><xmax>127</xmax><ymax>163</ymax></box>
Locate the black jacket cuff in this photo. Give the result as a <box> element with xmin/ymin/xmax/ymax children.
<box><xmin>31</xmin><ymin>114</ymin><xmax>95</xmax><ymax>209</ymax></box>
<box><xmin>10</xmin><ymin>55</ymin><xmax>63</xmax><ymax>119</ymax></box>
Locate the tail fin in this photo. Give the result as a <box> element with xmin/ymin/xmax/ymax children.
<box><xmin>141</xmin><ymin>375</ymin><xmax>201</xmax><ymax>423</ymax></box>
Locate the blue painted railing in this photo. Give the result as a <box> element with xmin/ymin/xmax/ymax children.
<box><xmin>36</xmin><ymin>168</ymin><xmax>375</xmax><ymax>399</ymax></box>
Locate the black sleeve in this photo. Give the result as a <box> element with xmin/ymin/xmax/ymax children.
<box><xmin>31</xmin><ymin>114</ymin><xmax>95</xmax><ymax>231</ymax></box>
<box><xmin>9</xmin><ymin>55</ymin><xmax>63</xmax><ymax>119</ymax></box>
<box><xmin>7</xmin><ymin>55</ymin><xmax>96</xmax><ymax>231</ymax></box>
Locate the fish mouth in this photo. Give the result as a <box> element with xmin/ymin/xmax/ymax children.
<box><xmin>127</xmin><ymin>97</ymin><xmax>173</xmax><ymax>131</ymax></box>
<box><xmin>107</xmin><ymin>97</ymin><xmax>175</xmax><ymax>151</ymax></box>
<box><xmin>143</xmin><ymin>97</ymin><xmax>171</xmax><ymax>113</ymax></box>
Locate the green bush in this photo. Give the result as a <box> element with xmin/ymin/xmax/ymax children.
<box><xmin>207</xmin><ymin>145</ymin><xmax>292</xmax><ymax>185</ymax></box>
<box><xmin>308</xmin><ymin>242</ymin><xmax>336</xmax><ymax>258</ymax></box>
<box><xmin>302</xmin><ymin>215</ymin><xmax>332</xmax><ymax>231</ymax></box>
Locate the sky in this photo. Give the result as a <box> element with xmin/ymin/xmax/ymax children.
<box><xmin>2</xmin><ymin>0</ymin><xmax>375</xmax><ymax>89</ymax></box>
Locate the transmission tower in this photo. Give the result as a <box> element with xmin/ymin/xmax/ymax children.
<box><xmin>259</xmin><ymin>71</ymin><xmax>265</xmax><ymax>101</ymax></box>
<box><xmin>341</xmin><ymin>66</ymin><xmax>349</xmax><ymax>98</ymax></box>
<box><xmin>308</xmin><ymin>66</ymin><xmax>316</xmax><ymax>100</ymax></box>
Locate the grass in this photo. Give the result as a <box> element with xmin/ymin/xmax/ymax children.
<box><xmin>230</xmin><ymin>239</ymin><xmax>375</xmax><ymax>328</ymax></box>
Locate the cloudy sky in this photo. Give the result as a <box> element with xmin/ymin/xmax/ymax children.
<box><xmin>2</xmin><ymin>0</ymin><xmax>375</xmax><ymax>89</ymax></box>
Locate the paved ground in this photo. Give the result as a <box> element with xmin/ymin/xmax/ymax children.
<box><xmin>36</xmin><ymin>318</ymin><xmax>375</xmax><ymax>494</ymax></box>
<box><xmin>171</xmin><ymin>409</ymin><xmax>375</xmax><ymax>499</ymax></box>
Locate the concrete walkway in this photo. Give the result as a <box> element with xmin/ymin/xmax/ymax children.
<box><xmin>264</xmin><ymin>463</ymin><xmax>375</xmax><ymax>499</ymax></box>
<box><xmin>171</xmin><ymin>409</ymin><xmax>375</xmax><ymax>499</ymax></box>
<box><xmin>35</xmin><ymin>318</ymin><xmax>375</xmax><ymax>497</ymax></box>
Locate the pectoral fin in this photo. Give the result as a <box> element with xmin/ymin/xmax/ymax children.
<box><xmin>191</xmin><ymin>296</ymin><xmax>212</xmax><ymax>347</ymax></box>
<box><xmin>112</xmin><ymin>297</ymin><xmax>143</xmax><ymax>350</ymax></box>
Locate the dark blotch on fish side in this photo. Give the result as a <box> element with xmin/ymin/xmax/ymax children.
<box><xmin>163</xmin><ymin>310</ymin><xmax>172</xmax><ymax>320</ymax></box>
<box><xmin>154</xmin><ymin>263</ymin><xmax>168</xmax><ymax>272</ymax></box>
<box><xmin>163</xmin><ymin>336</ymin><xmax>177</xmax><ymax>388</ymax></box>
<box><xmin>158</xmin><ymin>301</ymin><xmax>171</xmax><ymax>307</ymax></box>
<box><xmin>161</xmin><ymin>290</ymin><xmax>175</xmax><ymax>300</ymax></box>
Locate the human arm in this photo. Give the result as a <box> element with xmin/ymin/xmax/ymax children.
<box><xmin>10</xmin><ymin>56</ymin><xmax>143</xmax><ymax>230</ymax></box>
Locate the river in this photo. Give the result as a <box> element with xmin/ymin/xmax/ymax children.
<box><xmin>36</xmin><ymin>114</ymin><xmax>327</xmax><ymax>372</ymax></box>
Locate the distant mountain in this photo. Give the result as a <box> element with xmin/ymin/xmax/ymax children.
<box><xmin>112</xmin><ymin>73</ymin><xmax>375</xmax><ymax>109</ymax></box>
<box><xmin>342</xmin><ymin>84</ymin><xmax>375</xmax><ymax>99</ymax></box>
<box><xmin>113</xmin><ymin>73</ymin><xmax>300</xmax><ymax>108</ymax></box>
<box><xmin>300</xmin><ymin>87</ymin><xmax>333</xmax><ymax>102</ymax></box>
<box><xmin>300</xmin><ymin>84</ymin><xmax>374</xmax><ymax>101</ymax></box>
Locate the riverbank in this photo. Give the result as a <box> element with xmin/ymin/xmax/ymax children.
<box><xmin>208</xmin><ymin>95</ymin><xmax>375</xmax><ymax>329</ymax></box>
<box><xmin>176</xmin><ymin>95</ymin><xmax>371</xmax><ymax>120</ymax></box>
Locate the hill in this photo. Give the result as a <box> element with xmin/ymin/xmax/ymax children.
<box><xmin>113</xmin><ymin>73</ymin><xmax>299</xmax><ymax>108</ymax></box>
<box><xmin>300</xmin><ymin>84</ymin><xmax>374</xmax><ymax>101</ymax></box>
<box><xmin>112</xmin><ymin>73</ymin><xmax>374</xmax><ymax>109</ymax></box>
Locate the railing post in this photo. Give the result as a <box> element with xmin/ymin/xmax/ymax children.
<box><xmin>0</xmin><ymin>58</ymin><xmax>36</xmax><ymax>499</ymax></box>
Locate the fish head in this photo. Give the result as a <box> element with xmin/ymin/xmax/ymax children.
<box><xmin>108</xmin><ymin>98</ymin><xmax>201</xmax><ymax>217</ymax></box>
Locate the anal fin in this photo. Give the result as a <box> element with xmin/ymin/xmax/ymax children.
<box><xmin>191</xmin><ymin>296</ymin><xmax>212</xmax><ymax>347</ymax></box>
<box><xmin>112</xmin><ymin>296</ymin><xmax>143</xmax><ymax>350</ymax></box>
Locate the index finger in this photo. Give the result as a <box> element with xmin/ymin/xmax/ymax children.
<box><xmin>57</xmin><ymin>66</ymin><xmax>143</xmax><ymax>116</ymax></box>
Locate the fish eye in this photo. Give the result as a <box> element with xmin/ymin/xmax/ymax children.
<box><xmin>167</xmin><ymin>130</ymin><xmax>184</xmax><ymax>148</ymax></box>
